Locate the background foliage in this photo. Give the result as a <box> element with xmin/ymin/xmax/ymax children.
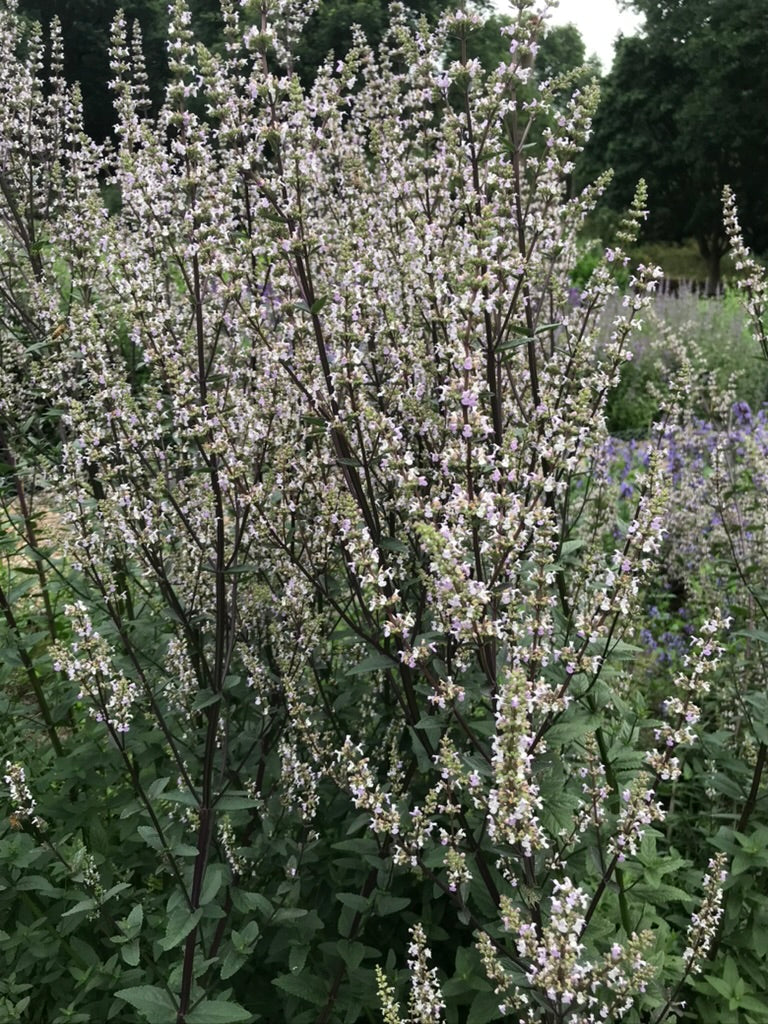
<box><xmin>580</xmin><ymin>0</ymin><xmax>768</xmax><ymax>292</ymax></box>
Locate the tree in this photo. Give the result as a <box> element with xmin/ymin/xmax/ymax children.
<box><xmin>295</xmin><ymin>0</ymin><xmax>480</xmax><ymax>85</ymax></box>
<box><xmin>16</xmin><ymin>0</ymin><xmax>171</xmax><ymax>139</ymax></box>
<box><xmin>536</xmin><ymin>22</ymin><xmax>601</xmax><ymax>83</ymax></box>
<box><xmin>17</xmin><ymin>0</ymin><xmax>478</xmax><ymax>139</ymax></box>
<box><xmin>446</xmin><ymin>16</ymin><xmax>598</xmax><ymax>84</ymax></box>
<box><xmin>582</xmin><ymin>0</ymin><xmax>768</xmax><ymax>292</ymax></box>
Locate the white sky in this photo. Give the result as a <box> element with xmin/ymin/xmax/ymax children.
<box><xmin>497</xmin><ymin>1</ymin><xmax>644</xmax><ymax>72</ymax></box>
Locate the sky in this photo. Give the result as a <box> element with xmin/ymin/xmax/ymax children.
<box><xmin>498</xmin><ymin>1</ymin><xmax>644</xmax><ymax>72</ymax></box>
<box><xmin>548</xmin><ymin>0</ymin><xmax>643</xmax><ymax>70</ymax></box>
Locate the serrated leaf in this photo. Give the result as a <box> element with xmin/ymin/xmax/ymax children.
<box><xmin>103</xmin><ymin>882</ymin><xmax>131</xmax><ymax>901</ymax></box>
<box><xmin>62</xmin><ymin>898</ymin><xmax>97</xmax><ymax>917</ymax></box>
<box><xmin>147</xmin><ymin>777</ymin><xmax>171</xmax><ymax>799</ymax></box>
<box><xmin>703</xmin><ymin>974</ymin><xmax>733</xmax><ymax>1000</ymax></box>
<box><xmin>115</xmin><ymin>985</ymin><xmax>176</xmax><ymax>1023</ymax></box>
<box><xmin>732</xmin><ymin>628</ymin><xmax>768</xmax><ymax>644</ymax></box>
<box><xmin>125</xmin><ymin>904</ymin><xmax>144</xmax><ymax>932</ymax></box>
<box><xmin>273</xmin><ymin>907</ymin><xmax>308</xmax><ymax>924</ymax></box>
<box><xmin>289</xmin><ymin>944</ymin><xmax>308</xmax><ymax>974</ymax></box>
<box><xmin>232</xmin><ymin>921</ymin><xmax>261</xmax><ymax>949</ymax></box>
<box><xmin>216</xmin><ymin>794</ymin><xmax>260</xmax><ymax>811</ymax></box>
<box><xmin>185</xmin><ymin>999</ymin><xmax>253</xmax><ymax>1022</ymax></box>
<box><xmin>379</xmin><ymin>536</ymin><xmax>408</xmax><ymax>553</ymax></box>
<box><xmin>376</xmin><ymin>894</ymin><xmax>410</xmax><ymax>915</ymax></box>
<box><xmin>559</xmin><ymin>539</ymin><xmax>585</xmax><ymax>557</ymax></box>
<box><xmin>15</xmin><ymin>874</ymin><xmax>57</xmax><ymax>894</ymax></box>
<box><xmin>220</xmin><ymin>949</ymin><xmax>248</xmax><ymax>981</ymax></box>
<box><xmin>232</xmin><ymin>891</ymin><xmax>273</xmax><ymax>917</ymax></box>
<box><xmin>121</xmin><ymin>938</ymin><xmax>141</xmax><ymax>966</ymax></box>
<box><xmin>173</xmin><ymin>843</ymin><xmax>201</xmax><ymax>857</ymax></box>
<box><xmin>332</xmin><ymin>837</ymin><xmax>379</xmax><ymax>862</ymax></box>
<box><xmin>273</xmin><ymin>973</ymin><xmax>327</xmax><ymax>1006</ymax></box>
<box><xmin>497</xmin><ymin>334</ymin><xmax>530</xmax><ymax>352</ymax></box>
<box><xmin>545</xmin><ymin>713</ymin><xmax>600</xmax><ymax>745</ymax></box>
<box><xmin>609</xmin><ymin>639</ymin><xmax>643</xmax><ymax>660</ymax></box>
<box><xmin>159</xmin><ymin>908</ymin><xmax>202</xmax><ymax>951</ymax></box>
<box><xmin>163</xmin><ymin>789</ymin><xmax>198</xmax><ymax>807</ymax></box>
<box><xmin>468</xmin><ymin>990</ymin><xmax>503</xmax><ymax>1024</ymax></box>
<box><xmin>137</xmin><ymin>825</ymin><xmax>163</xmax><ymax>851</ymax></box>
<box><xmin>192</xmin><ymin>689</ymin><xmax>220</xmax><ymax>710</ymax></box>
<box><xmin>69</xmin><ymin>936</ymin><xmax>99</xmax><ymax>966</ymax></box>
<box><xmin>336</xmin><ymin>892</ymin><xmax>370</xmax><ymax>912</ymax></box>
<box><xmin>335</xmin><ymin>939</ymin><xmax>366</xmax><ymax>970</ymax></box>
<box><xmin>630</xmin><ymin>882</ymin><xmax>696</xmax><ymax>906</ymax></box>
<box><xmin>200</xmin><ymin>863</ymin><xmax>228</xmax><ymax>906</ymax></box>
<box><xmin>346</xmin><ymin>652</ymin><xmax>397</xmax><ymax>675</ymax></box>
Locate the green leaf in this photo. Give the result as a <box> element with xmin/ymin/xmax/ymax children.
<box><xmin>376</xmin><ymin>894</ymin><xmax>410</xmax><ymax>915</ymax></box>
<box><xmin>608</xmin><ymin>639</ymin><xmax>643</xmax><ymax>660</ymax></box>
<box><xmin>496</xmin><ymin>335</ymin><xmax>529</xmax><ymax>356</ymax></box>
<box><xmin>559</xmin><ymin>539</ymin><xmax>585</xmax><ymax>558</ymax></box>
<box><xmin>69</xmin><ymin>937</ymin><xmax>99</xmax><ymax>967</ymax></box>
<box><xmin>732</xmin><ymin>628</ymin><xmax>768</xmax><ymax>644</ymax></box>
<box><xmin>232</xmin><ymin>921</ymin><xmax>261</xmax><ymax>949</ymax></box>
<box><xmin>752</xmin><ymin>718</ymin><xmax>768</xmax><ymax>746</ymax></box>
<box><xmin>200</xmin><ymin>863</ymin><xmax>228</xmax><ymax>906</ymax></box>
<box><xmin>273</xmin><ymin>973</ymin><xmax>327</xmax><ymax>1006</ymax></box>
<box><xmin>147</xmin><ymin>777</ymin><xmax>171</xmax><ymax>799</ymax></box>
<box><xmin>216</xmin><ymin>794</ymin><xmax>260</xmax><ymax>811</ymax></box>
<box><xmin>231</xmin><ymin>891</ymin><xmax>273</xmax><ymax>917</ymax></box>
<box><xmin>115</xmin><ymin>985</ymin><xmax>176</xmax><ymax>1023</ymax></box>
<box><xmin>192</xmin><ymin>689</ymin><xmax>220</xmax><ymax>711</ymax></box>
<box><xmin>346</xmin><ymin>652</ymin><xmax>397</xmax><ymax>675</ymax></box>
<box><xmin>336</xmin><ymin>892</ymin><xmax>371</xmax><ymax>912</ymax></box>
<box><xmin>704</xmin><ymin>974</ymin><xmax>734</xmax><ymax>1000</ymax></box>
<box><xmin>103</xmin><ymin>882</ymin><xmax>132</xmax><ymax>901</ymax></box>
<box><xmin>220</xmin><ymin>949</ymin><xmax>248</xmax><ymax>981</ymax></box>
<box><xmin>273</xmin><ymin>907</ymin><xmax>308</xmax><ymax>924</ymax></box>
<box><xmin>630</xmin><ymin>882</ymin><xmax>695</xmax><ymax>906</ymax></box>
<box><xmin>62</xmin><ymin>898</ymin><xmax>97</xmax><ymax>917</ymax></box>
<box><xmin>534</xmin><ymin>321</ymin><xmax>561</xmax><ymax>335</ymax></box>
<box><xmin>125</xmin><ymin>904</ymin><xmax>144</xmax><ymax>933</ymax></box>
<box><xmin>185</xmin><ymin>1000</ymin><xmax>254</xmax><ymax>1022</ymax></box>
<box><xmin>173</xmin><ymin>843</ymin><xmax>201</xmax><ymax>857</ymax></box>
<box><xmin>468</xmin><ymin>990</ymin><xmax>504</xmax><ymax>1024</ymax></box>
<box><xmin>323</xmin><ymin>939</ymin><xmax>364</xmax><ymax>971</ymax></box>
<box><xmin>15</xmin><ymin>874</ymin><xmax>57</xmax><ymax>894</ymax></box>
<box><xmin>121</xmin><ymin>938</ymin><xmax>141</xmax><ymax>966</ymax></box>
<box><xmin>289</xmin><ymin>943</ymin><xmax>309</xmax><ymax>974</ymax></box>
<box><xmin>137</xmin><ymin>825</ymin><xmax>164</xmax><ymax>851</ymax></box>
<box><xmin>545</xmin><ymin>712</ymin><xmax>600</xmax><ymax>745</ymax></box>
<box><xmin>159</xmin><ymin>908</ymin><xmax>202</xmax><ymax>951</ymax></box>
<box><xmin>379</xmin><ymin>536</ymin><xmax>409</xmax><ymax>553</ymax></box>
<box><xmin>163</xmin><ymin>790</ymin><xmax>198</xmax><ymax>807</ymax></box>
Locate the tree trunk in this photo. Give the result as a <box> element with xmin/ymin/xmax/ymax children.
<box><xmin>696</xmin><ymin>232</ymin><xmax>726</xmax><ymax>297</ymax></box>
<box><xmin>706</xmin><ymin>251</ymin><xmax>721</xmax><ymax>296</ymax></box>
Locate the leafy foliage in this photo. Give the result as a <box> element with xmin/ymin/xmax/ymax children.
<box><xmin>581</xmin><ymin>0</ymin><xmax>768</xmax><ymax>291</ymax></box>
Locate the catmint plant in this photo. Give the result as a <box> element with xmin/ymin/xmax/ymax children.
<box><xmin>0</xmin><ymin>0</ymin><xmax>735</xmax><ymax>1021</ymax></box>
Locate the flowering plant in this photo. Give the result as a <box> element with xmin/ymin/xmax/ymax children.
<box><xmin>0</xmin><ymin>1</ymin><xmax>737</xmax><ymax>1021</ymax></box>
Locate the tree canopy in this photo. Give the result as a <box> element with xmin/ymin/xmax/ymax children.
<box><xmin>465</xmin><ymin>17</ymin><xmax>599</xmax><ymax>81</ymax></box>
<box><xmin>582</xmin><ymin>0</ymin><xmax>768</xmax><ymax>290</ymax></box>
<box><xmin>17</xmin><ymin>1</ymin><xmax>598</xmax><ymax>143</ymax></box>
<box><xmin>17</xmin><ymin>0</ymin><xmax>480</xmax><ymax>139</ymax></box>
